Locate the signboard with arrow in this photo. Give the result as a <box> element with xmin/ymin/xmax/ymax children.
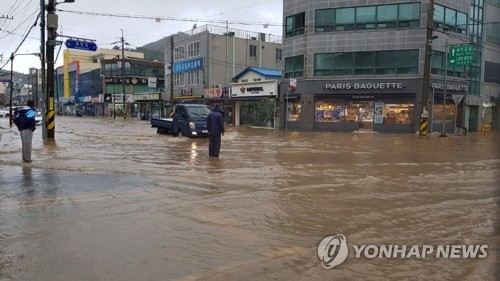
<box><xmin>448</xmin><ymin>44</ymin><xmax>474</xmax><ymax>67</ymax></box>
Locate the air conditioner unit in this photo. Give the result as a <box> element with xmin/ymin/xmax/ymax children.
<box><xmin>258</xmin><ymin>33</ymin><xmax>266</xmax><ymax>41</ymax></box>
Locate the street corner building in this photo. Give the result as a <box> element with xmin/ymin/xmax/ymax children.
<box><xmin>279</xmin><ymin>0</ymin><xmax>500</xmax><ymax>133</ymax></box>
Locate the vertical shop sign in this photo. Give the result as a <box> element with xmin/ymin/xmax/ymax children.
<box><xmin>374</xmin><ymin>102</ymin><xmax>384</xmax><ymax>124</ymax></box>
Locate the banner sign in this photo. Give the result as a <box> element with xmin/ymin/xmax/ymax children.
<box><xmin>173</xmin><ymin>58</ymin><xmax>204</xmax><ymax>73</ymax></box>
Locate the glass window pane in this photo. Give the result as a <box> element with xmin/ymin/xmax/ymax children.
<box><xmin>377</xmin><ymin>5</ymin><xmax>398</xmax><ymax>21</ymax></box>
<box><xmin>356</xmin><ymin>6</ymin><xmax>376</xmax><ymax>23</ymax></box>
<box><xmin>296</xmin><ymin>13</ymin><xmax>305</xmax><ymax>29</ymax></box>
<box><xmin>334</xmin><ymin>53</ymin><xmax>353</xmax><ymax>70</ymax></box>
<box><xmin>336</xmin><ymin>8</ymin><xmax>355</xmax><ymax>24</ymax></box>
<box><xmin>434</xmin><ymin>5</ymin><xmax>445</xmax><ymax>23</ymax></box>
<box><xmin>445</xmin><ymin>8</ymin><xmax>457</xmax><ymax>25</ymax></box>
<box><xmin>375</xmin><ymin>51</ymin><xmax>396</xmax><ymax>74</ymax></box>
<box><xmin>399</xmin><ymin>3</ymin><xmax>420</xmax><ymax>20</ymax></box>
<box><xmin>457</xmin><ymin>12</ymin><xmax>467</xmax><ymax>28</ymax></box>
<box><xmin>285</xmin><ymin>57</ymin><xmax>295</xmax><ymax>73</ymax></box>
<box><xmin>397</xmin><ymin>50</ymin><xmax>418</xmax><ymax>67</ymax></box>
<box><xmin>354</xmin><ymin>52</ymin><xmax>374</xmax><ymax>68</ymax></box>
<box><xmin>316</xmin><ymin>9</ymin><xmax>335</xmax><ymax>26</ymax></box>
<box><xmin>286</xmin><ymin>16</ymin><xmax>294</xmax><ymax>32</ymax></box>
<box><xmin>315</xmin><ymin>54</ymin><xmax>334</xmax><ymax>70</ymax></box>
<box><xmin>376</xmin><ymin>51</ymin><xmax>397</xmax><ymax>66</ymax></box>
<box><xmin>431</xmin><ymin>51</ymin><xmax>444</xmax><ymax>69</ymax></box>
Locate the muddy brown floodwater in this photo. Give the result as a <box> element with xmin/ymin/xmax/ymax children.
<box><xmin>0</xmin><ymin>116</ymin><xmax>499</xmax><ymax>281</ymax></box>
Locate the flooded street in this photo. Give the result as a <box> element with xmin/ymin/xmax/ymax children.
<box><xmin>0</xmin><ymin>116</ymin><xmax>499</xmax><ymax>281</ymax></box>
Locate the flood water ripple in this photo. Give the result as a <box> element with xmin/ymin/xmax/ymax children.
<box><xmin>0</xmin><ymin>116</ymin><xmax>499</xmax><ymax>281</ymax></box>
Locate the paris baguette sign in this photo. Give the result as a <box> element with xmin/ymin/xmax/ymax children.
<box><xmin>324</xmin><ymin>81</ymin><xmax>468</xmax><ymax>92</ymax></box>
<box><xmin>325</xmin><ymin>82</ymin><xmax>405</xmax><ymax>90</ymax></box>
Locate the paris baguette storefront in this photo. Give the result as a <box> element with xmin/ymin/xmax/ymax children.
<box><xmin>280</xmin><ymin>78</ymin><xmax>425</xmax><ymax>133</ymax></box>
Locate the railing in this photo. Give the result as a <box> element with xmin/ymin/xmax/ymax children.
<box><xmin>177</xmin><ymin>24</ymin><xmax>282</xmax><ymax>44</ymax></box>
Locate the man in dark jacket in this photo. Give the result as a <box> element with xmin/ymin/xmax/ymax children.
<box><xmin>13</xmin><ymin>100</ymin><xmax>36</xmax><ymax>162</ymax></box>
<box><xmin>206</xmin><ymin>105</ymin><xmax>225</xmax><ymax>157</ymax></box>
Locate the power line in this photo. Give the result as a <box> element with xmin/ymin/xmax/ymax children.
<box><xmin>0</xmin><ymin>12</ymin><xmax>40</xmax><ymax>71</ymax></box>
<box><xmin>57</xmin><ymin>9</ymin><xmax>282</xmax><ymax>28</ymax></box>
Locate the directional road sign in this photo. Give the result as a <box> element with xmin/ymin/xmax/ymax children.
<box><xmin>448</xmin><ymin>44</ymin><xmax>474</xmax><ymax>67</ymax></box>
<box><xmin>65</xmin><ymin>39</ymin><xmax>98</xmax><ymax>51</ymax></box>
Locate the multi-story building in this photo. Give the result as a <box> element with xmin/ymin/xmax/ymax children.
<box><xmin>280</xmin><ymin>0</ymin><xmax>500</xmax><ymax>133</ymax></box>
<box><xmin>165</xmin><ymin>24</ymin><xmax>283</xmax><ymax>126</ymax></box>
<box><xmin>100</xmin><ymin>57</ymin><xmax>164</xmax><ymax>119</ymax></box>
<box><xmin>28</xmin><ymin>68</ymin><xmax>43</xmax><ymax>107</ymax></box>
<box><xmin>55</xmin><ymin>48</ymin><xmax>147</xmax><ymax>116</ymax></box>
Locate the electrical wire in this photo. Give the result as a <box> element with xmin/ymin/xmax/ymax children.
<box><xmin>0</xmin><ymin>11</ymin><xmax>40</xmax><ymax>71</ymax></box>
<box><xmin>57</xmin><ymin>9</ymin><xmax>282</xmax><ymax>28</ymax></box>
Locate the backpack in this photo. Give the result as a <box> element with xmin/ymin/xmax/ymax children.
<box><xmin>14</xmin><ymin>108</ymin><xmax>35</xmax><ymax>131</ymax></box>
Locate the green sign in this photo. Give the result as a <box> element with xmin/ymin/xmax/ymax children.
<box><xmin>448</xmin><ymin>44</ymin><xmax>474</xmax><ymax>67</ymax></box>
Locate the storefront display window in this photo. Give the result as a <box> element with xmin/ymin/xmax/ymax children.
<box><xmin>287</xmin><ymin>99</ymin><xmax>301</xmax><ymax>122</ymax></box>
<box><xmin>383</xmin><ymin>99</ymin><xmax>414</xmax><ymax>125</ymax></box>
<box><xmin>315</xmin><ymin>98</ymin><xmax>414</xmax><ymax>125</ymax></box>
<box><xmin>314</xmin><ymin>99</ymin><xmax>358</xmax><ymax>123</ymax></box>
<box><xmin>239</xmin><ymin>100</ymin><xmax>275</xmax><ymax>128</ymax></box>
<box><xmin>432</xmin><ymin>104</ymin><xmax>455</xmax><ymax>124</ymax></box>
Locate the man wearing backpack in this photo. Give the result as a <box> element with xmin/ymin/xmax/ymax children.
<box><xmin>13</xmin><ymin>100</ymin><xmax>37</xmax><ymax>162</ymax></box>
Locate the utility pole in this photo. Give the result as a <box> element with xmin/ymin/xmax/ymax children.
<box><xmin>46</xmin><ymin>0</ymin><xmax>58</xmax><ymax>139</ymax></box>
<box><xmin>44</xmin><ymin>0</ymin><xmax>74</xmax><ymax>139</ymax></box>
<box><xmin>170</xmin><ymin>35</ymin><xmax>174</xmax><ymax>111</ymax></box>
<box><xmin>40</xmin><ymin>0</ymin><xmax>47</xmax><ymax>139</ymax></box>
<box><xmin>9</xmin><ymin>53</ymin><xmax>14</xmax><ymax>128</ymax></box>
<box><xmin>420</xmin><ymin>0</ymin><xmax>435</xmax><ymax>136</ymax></box>
<box><xmin>121</xmin><ymin>29</ymin><xmax>126</xmax><ymax>119</ymax></box>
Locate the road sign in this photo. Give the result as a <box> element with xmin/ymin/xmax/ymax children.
<box><xmin>65</xmin><ymin>39</ymin><xmax>98</xmax><ymax>51</ymax></box>
<box><xmin>103</xmin><ymin>94</ymin><xmax>112</xmax><ymax>103</ymax></box>
<box><xmin>448</xmin><ymin>44</ymin><xmax>474</xmax><ymax>67</ymax></box>
<box><xmin>452</xmin><ymin>94</ymin><xmax>464</xmax><ymax>105</ymax></box>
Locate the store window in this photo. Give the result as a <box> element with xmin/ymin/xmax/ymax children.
<box><xmin>239</xmin><ymin>100</ymin><xmax>275</xmax><ymax>128</ymax></box>
<box><xmin>314</xmin><ymin>99</ymin><xmax>358</xmax><ymax>123</ymax></box>
<box><xmin>314</xmin><ymin>98</ymin><xmax>414</xmax><ymax>125</ymax></box>
<box><xmin>432</xmin><ymin>103</ymin><xmax>455</xmax><ymax>126</ymax></box>
<box><xmin>287</xmin><ymin>98</ymin><xmax>301</xmax><ymax>122</ymax></box>
<box><xmin>382</xmin><ymin>99</ymin><xmax>414</xmax><ymax>125</ymax></box>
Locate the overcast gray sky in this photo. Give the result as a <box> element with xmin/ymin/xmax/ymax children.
<box><xmin>1</xmin><ymin>0</ymin><xmax>283</xmax><ymax>74</ymax></box>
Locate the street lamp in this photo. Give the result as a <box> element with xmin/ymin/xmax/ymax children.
<box><xmin>9</xmin><ymin>52</ymin><xmax>40</xmax><ymax>127</ymax></box>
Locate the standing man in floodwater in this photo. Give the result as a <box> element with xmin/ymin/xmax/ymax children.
<box><xmin>206</xmin><ymin>104</ymin><xmax>225</xmax><ymax>157</ymax></box>
<box><xmin>13</xmin><ymin>100</ymin><xmax>37</xmax><ymax>162</ymax></box>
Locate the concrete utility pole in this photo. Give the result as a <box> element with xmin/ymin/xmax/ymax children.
<box><xmin>9</xmin><ymin>53</ymin><xmax>14</xmax><ymax>128</ymax></box>
<box><xmin>44</xmin><ymin>0</ymin><xmax>74</xmax><ymax>140</ymax></box>
<box><xmin>170</xmin><ymin>36</ymin><xmax>174</xmax><ymax>109</ymax></box>
<box><xmin>420</xmin><ymin>0</ymin><xmax>435</xmax><ymax>136</ymax></box>
<box><xmin>46</xmin><ymin>0</ymin><xmax>58</xmax><ymax>139</ymax></box>
<box><xmin>40</xmin><ymin>0</ymin><xmax>47</xmax><ymax>139</ymax></box>
<box><xmin>121</xmin><ymin>29</ymin><xmax>126</xmax><ymax>119</ymax></box>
